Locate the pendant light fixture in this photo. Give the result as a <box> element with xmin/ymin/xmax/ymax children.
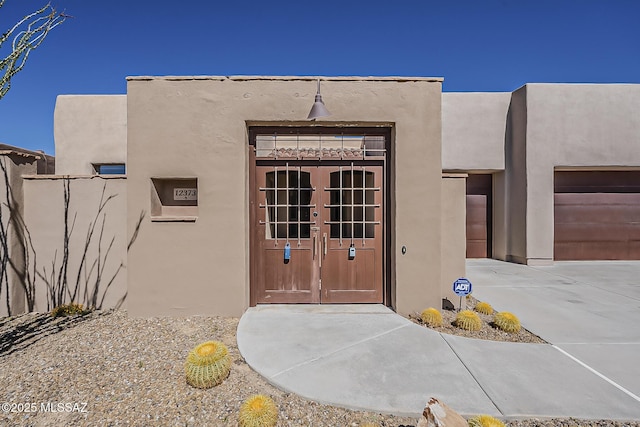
<box><xmin>307</xmin><ymin>78</ymin><xmax>331</xmax><ymax>120</ymax></box>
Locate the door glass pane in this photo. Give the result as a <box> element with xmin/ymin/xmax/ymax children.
<box><xmin>264</xmin><ymin>170</ymin><xmax>312</xmax><ymax>239</ymax></box>
<box><xmin>328</xmin><ymin>170</ymin><xmax>376</xmax><ymax>239</ymax></box>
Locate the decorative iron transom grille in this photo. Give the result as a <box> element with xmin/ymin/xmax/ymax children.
<box><xmin>255</xmin><ymin>134</ymin><xmax>385</xmax><ymax>159</ymax></box>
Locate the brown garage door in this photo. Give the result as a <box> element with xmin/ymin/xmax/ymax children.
<box><xmin>466</xmin><ymin>174</ymin><xmax>492</xmax><ymax>258</ymax></box>
<box><xmin>554</xmin><ymin>171</ymin><xmax>640</xmax><ymax>260</ymax></box>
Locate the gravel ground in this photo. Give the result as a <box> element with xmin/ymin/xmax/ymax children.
<box><xmin>1</xmin><ymin>310</ymin><xmax>639</xmax><ymax>427</ymax></box>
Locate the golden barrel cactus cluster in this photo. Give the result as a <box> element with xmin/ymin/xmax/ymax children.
<box><xmin>50</xmin><ymin>302</ymin><xmax>85</xmax><ymax>317</ymax></box>
<box><xmin>474</xmin><ymin>301</ymin><xmax>493</xmax><ymax>315</ymax></box>
<box><xmin>420</xmin><ymin>307</ymin><xmax>443</xmax><ymax>327</ymax></box>
<box><xmin>454</xmin><ymin>310</ymin><xmax>482</xmax><ymax>331</ymax></box>
<box><xmin>239</xmin><ymin>394</ymin><xmax>278</xmax><ymax>427</ymax></box>
<box><xmin>184</xmin><ymin>341</ymin><xmax>231</xmax><ymax>389</ymax></box>
<box><xmin>468</xmin><ymin>414</ymin><xmax>506</xmax><ymax>427</ymax></box>
<box><xmin>493</xmin><ymin>311</ymin><xmax>521</xmax><ymax>333</ymax></box>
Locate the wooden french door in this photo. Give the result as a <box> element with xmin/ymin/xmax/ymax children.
<box><xmin>252</xmin><ymin>161</ymin><xmax>383</xmax><ymax>304</ymax></box>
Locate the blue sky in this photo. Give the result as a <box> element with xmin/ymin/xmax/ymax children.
<box><xmin>1</xmin><ymin>0</ymin><xmax>639</xmax><ymax>155</ymax></box>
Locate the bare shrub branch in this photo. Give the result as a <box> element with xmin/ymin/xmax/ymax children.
<box><xmin>1</xmin><ymin>1</ymin><xmax>68</xmax><ymax>99</ymax></box>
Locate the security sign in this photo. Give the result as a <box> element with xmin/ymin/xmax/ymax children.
<box><xmin>453</xmin><ymin>278</ymin><xmax>472</xmax><ymax>296</ymax></box>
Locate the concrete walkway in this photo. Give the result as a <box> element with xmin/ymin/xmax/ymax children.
<box><xmin>237</xmin><ymin>260</ymin><xmax>640</xmax><ymax>420</ymax></box>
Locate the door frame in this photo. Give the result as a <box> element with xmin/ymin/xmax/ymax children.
<box><xmin>248</xmin><ymin>125</ymin><xmax>392</xmax><ymax>306</ymax></box>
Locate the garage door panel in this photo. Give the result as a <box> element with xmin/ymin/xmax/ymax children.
<box><xmin>631</xmin><ymin>242</ymin><xmax>640</xmax><ymax>259</ymax></box>
<box><xmin>466</xmin><ymin>205</ymin><xmax>487</xmax><ymax>218</ymax></box>
<box><xmin>466</xmin><ymin>241</ymin><xmax>487</xmax><ymax>258</ymax></box>
<box><xmin>466</xmin><ymin>194</ymin><xmax>488</xmax><ymax>258</ymax></box>
<box><xmin>555</xmin><ymin>195</ymin><xmax>640</xmax><ymax>223</ymax></box>
<box><xmin>555</xmin><ymin>193</ymin><xmax>640</xmax><ymax>204</ymax></box>
<box><xmin>554</xmin><ymin>223</ymin><xmax>640</xmax><ymax>242</ymax></box>
<box><xmin>554</xmin><ymin>172</ymin><xmax>640</xmax><ymax>261</ymax></box>
<box><xmin>466</xmin><ymin>221</ymin><xmax>487</xmax><ymax>240</ymax></box>
<box><xmin>554</xmin><ymin>242</ymin><xmax>635</xmax><ymax>261</ymax></box>
<box><xmin>555</xmin><ymin>171</ymin><xmax>640</xmax><ymax>193</ymax></box>
<box><xmin>555</xmin><ymin>205</ymin><xmax>639</xmax><ymax>223</ymax></box>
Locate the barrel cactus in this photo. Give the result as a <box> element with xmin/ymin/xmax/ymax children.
<box><xmin>468</xmin><ymin>414</ymin><xmax>506</xmax><ymax>427</ymax></box>
<box><xmin>184</xmin><ymin>341</ymin><xmax>231</xmax><ymax>388</ymax></box>
<box><xmin>239</xmin><ymin>394</ymin><xmax>278</xmax><ymax>427</ymax></box>
<box><xmin>454</xmin><ymin>310</ymin><xmax>482</xmax><ymax>331</ymax></box>
<box><xmin>51</xmin><ymin>302</ymin><xmax>85</xmax><ymax>317</ymax></box>
<box><xmin>420</xmin><ymin>307</ymin><xmax>443</xmax><ymax>327</ymax></box>
<box><xmin>493</xmin><ymin>311</ymin><xmax>521</xmax><ymax>333</ymax></box>
<box><xmin>474</xmin><ymin>301</ymin><xmax>493</xmax><ymax>315</ymax></box>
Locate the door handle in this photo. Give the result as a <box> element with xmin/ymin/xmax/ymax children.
<box><xmin>313</xmin><ymin>234</ymin><xmax>317</xmax><ymax>259</ymax></box>
<box><xmin>323</xmin><ymin>233</ymin><xmax>327</xmax><ymax>256</ymax></box>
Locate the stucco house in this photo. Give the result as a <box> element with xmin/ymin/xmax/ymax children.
<box><xmin>1</xmin><ymin>76</ymin><xmax>638</xmax><ymax>318</ymax></box>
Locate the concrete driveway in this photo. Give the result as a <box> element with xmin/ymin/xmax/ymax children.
<box><xmin>467</xmin><ymin>259</ymin><xmax>640</xmax><ymax>399</ymax></box>
<box><xmin>237</xmin><ymin>259</ymin><xmax>640</xmax><ymax>420</ymax></box>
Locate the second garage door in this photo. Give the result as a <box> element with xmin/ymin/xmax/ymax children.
<box><xmin>466</xmin><ymin>174</ymin><xmax>492</xmax><ymax>258</ymax></box>
<box><xmin>554</xmin><ymin>171</ymin><xmax>640</xmax><ymax>260</ymax></box>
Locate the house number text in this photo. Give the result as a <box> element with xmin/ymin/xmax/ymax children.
<box><xmin>173</xmin><ymin>188</ymin><xmax>197</xmax><ymax>201</ymax></box>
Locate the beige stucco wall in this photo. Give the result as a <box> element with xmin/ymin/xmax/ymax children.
<box><xmin>126</xmin><ymin>76</ymin><xmax>443</xmax><ymax>317</ymax></box>
<box><xmin>54</xmin><ymin>95</ymin><xmax>127</xmax><ymax>175</ymax></box>
<box><xmin>441</xmin><ymin>92</ymin><xmax>509</xmax><ymax>172</ymax></box>
<box><xmin>441</xmin><ymin>92</ymin><xmax>510</xmax><ymax>263</ymax></box>
<box><xmin>440</xmin><ymin>174</ymin><xmax>467</xmax><ymax>307</ymax></box>
<box><xmin>0</xmin><ymin>154</ymin><xmax>39</xmax><ymax>316</ymax></box>
<box><xmin>504</xmin><ymin>87</ymin><xmax>529</xmax><ymax>264</ymax></box>
<box><xmin>442</xmin><ymin>86</ymin><xmax>640</xmax><ymax>264</ymax></box>
<box><xmin>21</xmin><ymin>176</ymin><xmax>128</xmax><ymax>312</ymax></box>
<box><xmin>511</xmin><ymin>84</ymin><xmax>640</xmax><ymax>264</ymax></box>
<box><xmin>492</xmin><ymin>171</ymin><xmax>507</xmax><ymax>261</ymax></box>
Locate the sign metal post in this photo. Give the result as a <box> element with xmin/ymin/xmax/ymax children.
<box><xmin>452</xmin><ymin>278</ymin><xmax>473</xmax><ymax>312</ymax></box>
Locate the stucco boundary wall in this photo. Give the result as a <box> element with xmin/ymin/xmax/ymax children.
<box><xmin>12</xmin><ymin>175</ymin><xmax>128</xmax><ymax>315</ymax></box>
<box><xmin>441</xmin><ymin>173</ymin><xmax>467</xmax><ymax>306</ymax></box>
<box><xmin>0</xmin><ymin>153</ymin><xmax>40</xmax><ymax>316</ymax></box>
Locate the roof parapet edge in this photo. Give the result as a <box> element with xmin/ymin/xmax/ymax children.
<box><xmin>126</xmin><ymin>75</ymin><xmax>443</xmax><ymax>83</ymax></box>
<box><xmin>22</xmin><ymin>174</ymin><xmax>126</xmax><ymax>180</ymax></box>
